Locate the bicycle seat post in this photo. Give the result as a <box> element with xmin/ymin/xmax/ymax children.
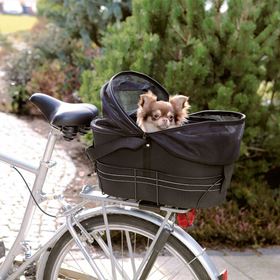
<box><xmin>40</xmin><ymin>127</ymin><xmax>60</xmax><ymax>168</ymax></box>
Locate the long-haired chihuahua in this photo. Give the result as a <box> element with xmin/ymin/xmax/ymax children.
<box><xmin>137</xmin><ymin>90</ymin><xmax>190</xmax><ymax>133</ymax></box>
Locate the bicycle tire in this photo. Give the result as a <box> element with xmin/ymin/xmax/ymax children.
<box><xmin>43</xmin><ymin>214</ymin><xmax>211</xmax><ymax>280</ymax></box>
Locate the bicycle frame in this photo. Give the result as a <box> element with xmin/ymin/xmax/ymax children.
<box><xmin>0</xmin><ymin>125</ymin><xmax>222</xmax><ymax>280</ymax></box>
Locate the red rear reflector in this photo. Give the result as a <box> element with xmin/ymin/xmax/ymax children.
<box><xmin>176</xmin><ymin>209</ymin><xmax>196</xmax><ymax>228</ymax></box>
<box><xmin>218</xmin><ymin>269</ymin><xmax>228</xmax><ymax>280</ymax></box>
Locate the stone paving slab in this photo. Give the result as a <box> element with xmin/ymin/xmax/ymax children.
<box><xmin>209</xmin><ymin>247</ymin><xmax>280</xmax><ymax>279</ymax></box>
<box><xmin>0</xmin><ymin>112</ymin><xmax>76</xmax><ymax>252</ymax></box>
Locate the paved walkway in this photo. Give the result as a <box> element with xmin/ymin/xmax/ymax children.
<box><xmin>0</xmin><ymin>112</ymin><xmax>279</xmax><ymax>279</ymax></box>
<box><xmin>209</xmin><ymin>247</ymin><xmax>280</xmax><ymax>279</ymax></box>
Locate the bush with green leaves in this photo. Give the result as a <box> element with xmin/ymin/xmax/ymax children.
<box><xmin>7</xmin><ymin>48</ymin><xmax>46</xmax><ymax>113</ymax></box>
<box><xmin>79</xmin><ymin>0</ymin><xmax>280</xmax><ymax>247</ymax></box>
<box><xmin>0</xmin><ymin>32</ymin><xmax>12</xmax><ymax>53</ymax></box>
<box><xmin>192</xmin><ymin>179</ymin><xmax>280</xmax><ymax>248</ymax></box>
<box><xmin>37</xmin><ymin>0</ymin><xmax>132</xmax><ymax>47</ymax></box>
<box><xmin>6</xmin><ymin>22</ymin><xmax>96</xmax><ymax>113</ymax></box>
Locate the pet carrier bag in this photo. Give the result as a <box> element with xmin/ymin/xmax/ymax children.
<box><xmin>87</xmin><ymin>71</ymin><xmax>245</xmax><ymax>208</ymax></box>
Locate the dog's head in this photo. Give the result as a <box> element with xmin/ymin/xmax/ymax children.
<box><xmin>137</xmin><ymin>91</ymin><xmax>190</xmax><ymax>132</ymax></box>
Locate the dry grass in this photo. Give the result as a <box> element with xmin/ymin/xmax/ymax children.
<box><xmin>0</xmin><ymin>14</ymin><xmax>38</xmax><ymax>34</ymax></box>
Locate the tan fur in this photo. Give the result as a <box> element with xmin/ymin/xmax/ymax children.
<box><xmin>137</xmin><ymin>90</ymin><xmax>190</xmax><ymax>133</ymax></box>
<box><xmin>169</xmin><ymin>95</ymin><xmax>190</xmax><ymax>126</ymax></box>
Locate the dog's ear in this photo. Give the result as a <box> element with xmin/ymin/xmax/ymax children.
<box><xmin>169</xmin><ymin>95</ymin><xmax>190</xmax><ymax>112</ymax></box>
<box><xmin>138</xmin><ymin>90</ymin><xmax>157</xmax><ymax>107</ymax></box>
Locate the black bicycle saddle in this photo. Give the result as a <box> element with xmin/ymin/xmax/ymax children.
<box><xmin>29</xmin><ymin>93</ymin><xmax>99</xmax><ymax>128</ymax></box>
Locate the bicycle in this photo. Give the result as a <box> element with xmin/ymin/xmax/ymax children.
<box><xmin>0</xmin><ymin>92</ymin><xmax>227</xmax><ymax>279</ymax></box>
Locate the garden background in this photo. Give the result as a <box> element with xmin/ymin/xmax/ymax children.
<box><xmin>0</xmin><ymin>0</ymin><xmax>279</xmax><ymax>248</ymax></box>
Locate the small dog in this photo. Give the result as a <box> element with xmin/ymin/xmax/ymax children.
<box><xmin>137</xmin><ymin>90</ymin><xmax>190</xmax><ymax>132</ymax></box>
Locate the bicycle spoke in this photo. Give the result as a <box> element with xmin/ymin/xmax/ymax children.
<box><xmin>157</xmin><ymin>258</ymin><xmax>187</xmax><ymax>280</ymax></box>
<box><xmin>101</xmin><ymin>204</ymin><xmax>117</xmax><ymax>279</ymax></box>
<box><xmin>56</xmin><ymin>246</ymin><xmax>96</xmax><ymax>279</ymax></box>
<box><xmin>125</xmin><ymin>230</ymin><xmax>136</xmax><ymax>276</ymax></box>
<box><xmin>91</xmin><ymin>231</ymin><xmax>130</xmax><ymax>280</ymax></box>
<box><xmin>151</xmin><ymin>255</ymin><xmax>171</xmax><ymax>279</ymax></box>
<box><xmin>68</xmin><ymin>251</ymin><xmax>85</xmax><ymax>273</ymax></box>
<box><xmin>66</xmin><ymin>216</ymin><xmax>106</xmax><ymax>280</ymax></box>
<box><xmin>134</xmin><ymin>211</ymin><xmax>172</xmax><ymax>279</ymax></box>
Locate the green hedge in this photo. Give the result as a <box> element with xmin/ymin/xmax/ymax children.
<box><xmin>37</xmin><ymin>0</ymin><xmax>132</xmax><ymax>47</ymax></box>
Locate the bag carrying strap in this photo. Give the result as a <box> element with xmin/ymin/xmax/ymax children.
<box><xmin>87</xmin><ymin>136</ymin><xmax>146</xmax><ymax>161</ymax></box>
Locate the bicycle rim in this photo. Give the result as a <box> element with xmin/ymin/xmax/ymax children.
<box><xmin>43</xmin><ymin>215</ymin><xmax>211</xmax><ymax>280</ymax></box>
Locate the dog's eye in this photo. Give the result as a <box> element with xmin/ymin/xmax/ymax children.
<box><xmin>169</xmin><ymin>115</ymin><xmax>174</xmax><ymax>121</ymax></box>
<box><xmin>153</xmin><ymin>114</ymin><xmax>160</xmax><ymax>120</ymax></box>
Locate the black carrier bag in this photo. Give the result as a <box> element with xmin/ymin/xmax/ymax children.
<box><xmin>87</xmin><ymin>71</ymin><xmax>246</xmax><ymax>209</ymax></box>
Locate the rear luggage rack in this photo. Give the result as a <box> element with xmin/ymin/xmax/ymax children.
<box><xmin>80</xmin><ymin>185</ymin><xmax>191</xmax><ymax>214</ymax></box>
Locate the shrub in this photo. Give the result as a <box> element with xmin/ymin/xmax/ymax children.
<box><xmin>0</xmin><ymin>32</ymin><xmax>12</xmax><ymax>52</ymax></box>
<box><xmin>37</xmin><ymin>0</ymin><xmax>132</xmax><ymax>47</ymax></box>
<box><xmin>26</xmin><ymin>60</ymin><xmax>66</xmax><ymax>98</ymax></box>
<box><xmin>79</xmin><ymin>0</ymin><xmax>280</xmax><ymax>247</ymax></box>
<box><xmin>192</xmin><ymin>181</ymin><xmax>280</xmax><ymax>248</ymax></box>
<box><xmin>6</xmin><ymin>22</ymin><xmax>97</xmax><ymax>114</ymax></box>
<box><xmin>79</xmin><ymin>69</ymin><xmax>102</xmax><ymax>110</ymax></box>
<box><xmin>6</xmin><ymin>48</ymin><xmax>45</xmax><ymax>113</ymax></box>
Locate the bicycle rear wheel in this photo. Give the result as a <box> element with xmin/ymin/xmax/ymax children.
<box><xmin>43</xmin><ymin>214</ymin><xmax>212</xmax><ymax>280</ymax></box>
